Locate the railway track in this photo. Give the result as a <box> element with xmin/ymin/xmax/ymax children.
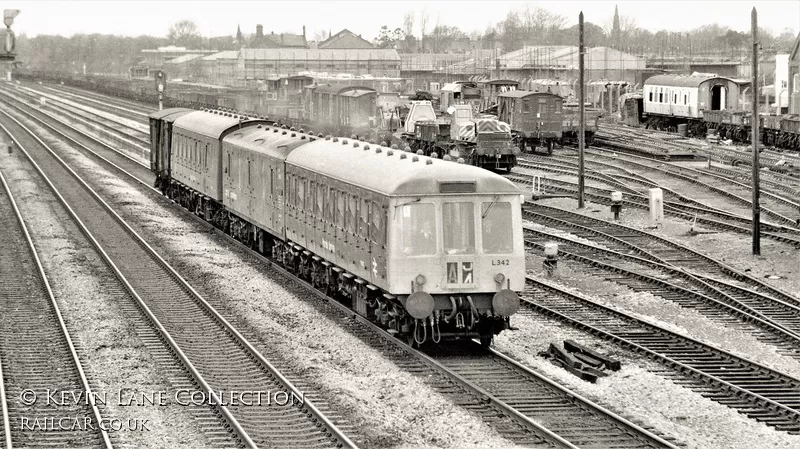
<box><xmin>509</xmin><ymin>171</ymin><xmax>800</xmax><ymax>247</ymax></box>
<box><xmin>520</xmin><ymin>203</ymin><xmax>800</xmax><ymax>308</ymax></box>
<box><xmin>584</xmin><ymin>147</ymin><xmax>800</xmax><ymax>228</ymax></box>
<box><xmin>33</xmin><ymin>83</ymin><xmax>152</xmax><ymax>121</ymax></box>
<box><xmin>0</xmin><ymin>106</ymin><xmax>356</xmax><ymax>448</ymax></box>
<box><xmin>523</xmin><ymin>226</ymin><xmax>800</xmax><ymax>356</ymax></box>
<box><xmin>5</xmin><ymin>86</ymin><xmax>150</xmax><ymax>150</ymax></box>
<box><xmin>0</xmin><ymin>170</ymin><xmax>112</xmax><ymax>448</ymax></box>
<box><xmin>18</xmin><ymin>85</ymin><xmax>149</xmax><ymax>137</ymax></box>
<box><xmin>0</xmin><ymin>87</ymin><xmax>153</xmax><ymax>175</ymax></box>
<box><xmin>522</xmin><ymin>277</ymin><xmax>800</xmax><ymax>434</ymax></box>
<box><xmin>3</xmin><ymin>80</ymin><xmax>687</xmax><ymax>449</ymax></box>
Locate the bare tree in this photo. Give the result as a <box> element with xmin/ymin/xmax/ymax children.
<box><xmin>313</xmin><ymin>29</ymin><xmax>328</xmax><ymax>42</ymax></box>
<box><xmin>167</xmin><ymin>20</ymin><xmax>202</xmax><ymax>48</ymax></box>
<box><xmin>419</xmin><ymin>9</ymin><xmax>429</xmax><ymax>52</ymax></box>
<box><xmin>403</xmin><ymin>11</ymin><xmax>415</xmax><ymax>37</ymax></box>
<box><xmin>603</xmin><ymin>14</ymin><xmax>638</xmax><ymax>48</ymax></box>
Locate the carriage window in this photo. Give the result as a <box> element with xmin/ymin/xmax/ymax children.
<box><xmin>371</xmin><ymin>202</ymin><xmax>384</xmax><ymax>245</ymax></box>
<box><xmin>247</xmin><ymin>161</ymin><xmax>251</xmax><ymax>185</ymax></box>
<box><xmin>443</xmin><ymin>202</ymin><xmax>475</xmax><ymax>255</ymax></box>
<box><xmin>227</xmin><ymin>153</ymin><xmax>231</xmax><ymax>176</ymax></box>
<box><xmin>348</xmin><ymin>196</ymin><xmax>357</xmax><ymax>233</ymax></box>
<box><xmin>317</xmin><ymin>184</ymin><xmax>324</xmax><ymax>215</ymax></box>
<box><xmin>361</xmin><ymin>199</ymin><xmax>370</xmax><ymax>238</ymax></box>
<box><xmin>401</xmin><ymin>203</ymin><xmax>436</xmax><ymax>256</ymax></box>
<box><xmin>204</xmin><ymin>145</ymin><xmax>209</xmax><ymax>168</ymax></box>
<box><xmin>522</xmin><ymin>100</ymin><xmax>530</xmax><ymax>113</ymax></box>
<box><xmin>297</xmin><ymin>178</ymin><xmax>305</xmax><ymax>210</ymax></box>
<box><xmin>659</xmin><ymin>92</ymin><xmax>663</xmax><ymax>103</ymax></box>
<box><xmin>336</xmin><ymin>191</ymin><xmax>345</xmax><ymax>228</ymax></box>
<box><xmin>649</xmin><ymin>91</ymin><xmax>653</xmax><ymax>102</ymax></box>
<box><xmin>482</xmin><ymin>201</ymin><xmax>513</xmax><ymax>254</ymax></box>
<box><xmin>269</xmin><ymin>167</ymin><xmax>274</xmax><ymax>195</ymax></box>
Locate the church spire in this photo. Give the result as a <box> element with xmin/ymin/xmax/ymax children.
<box><xmin>235</xmin><ymin>24</ymin><xmax>244</xmax><ymax>46</ymax></box>
<box><xmin>611</xmin><ymin>5</ymin><xmax>621</xmax><ymax>49</ymax></box>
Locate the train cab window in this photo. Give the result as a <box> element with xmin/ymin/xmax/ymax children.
<box><xmin>442</xmin><ymin>202</ymin><xmax>475</xmax><ymax>255</ymax></box>
<box><xmin>400</xmin><ymin>203</ymin><xmax>436</xmax><ymax>256</ymax></box>
<box><xmin>481</xmin><ymin>201</ymin><xmax>513</xmax><ymax>254</ymax></box>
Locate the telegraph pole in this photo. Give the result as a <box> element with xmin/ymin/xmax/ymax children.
<box><xmin>578</xmin><ymin>11</ymin><xmax>586</xmax><ymax>209</ymax></box>
<box><xmin>751</xmin><ymin>8</ymin><xmax>761</xmax><ymax>255</ymax></box>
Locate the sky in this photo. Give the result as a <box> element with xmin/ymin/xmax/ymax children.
<box><xmin>7</xmin><ymin>1</ymin><xmax>800</xmax><ymax>40</ymax></box>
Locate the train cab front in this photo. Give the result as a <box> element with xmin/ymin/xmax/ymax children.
<box><xmin>388</xmin><ymin>191</ymin><xmax>525</xmax><ymax>348</ymax></box>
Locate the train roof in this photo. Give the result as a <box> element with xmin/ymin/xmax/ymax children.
<box><xmin>339</xmin><ymin>88</ymin><xmax>376</xmax><ymax>98</ymax></box>
<box><xmin>148</xmin><ymin>107</ymin><xmax>193</xmax><ymax>121</ymax></box>
<box><xmin>440</xmin><ymin>82</ymin><xmax>478</xmax><ymax>93</ymax></box>
<box><xmin>644</xmin><ymin>74</ymin><xmax>736</xmax><ymax>88</ymax></box>
<box><xmin>313</xmin><ymin>85</ymin><xmax>376</xmax><ymax>95</ymax></box>
<box><xmin>172</xmin><ymin>110</ymin><xmax>269</xmax><ymax>140</ymax></box>
<box><xmin>223</xmin><ymin>125</ymin><xmax>309</xmax><ymax>159</ymax></box>
<box><xmin>498</xmin><ymin>90</ymin><xmax>562</xmax><ymax>99</ymax></box>
<box><xmin>286</xmin><ymin>139</ymin><xmax>520</xmax><ymax>197</ymax></box>
<box><xmin>479</xmin><ymin>79</ymin><xmax>520</xmax><ymax>86</ymax></box>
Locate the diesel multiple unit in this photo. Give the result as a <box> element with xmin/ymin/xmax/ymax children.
<box><xmin>149</xmin><ymin>108</ymin><xmax>524</xmax><ymax>346</ymax></box>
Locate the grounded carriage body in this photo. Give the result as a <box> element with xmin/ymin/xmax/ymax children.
<box><xmin>643</xmin><ymin>74</ymin><xmax>742</xmax><ymax>120</ymax></box>
<box><xmin>149</xmin><ymin>109</ymin><xmax>525</xmax><ymax>345</ymax></box>
<box><xmin>497</xmin><ymin>90</ymin><xmax>563</xmax><ymax>153</ymax></box>
<box><xmin>309</xmin><ymin>85</ymin><xmax>378</xmax><ymax>135</ymax></box>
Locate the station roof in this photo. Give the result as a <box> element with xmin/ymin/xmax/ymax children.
<box><xmin>286</xmin><ymin>139</ymin><xmax>520</xmax><ymax>197</ymax></box>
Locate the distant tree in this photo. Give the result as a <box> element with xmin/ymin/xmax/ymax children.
<box><xmin>403</xmin><ymin>12</ymin><xmax>415</xmax><ymax>38</ymax></box>
<box><xmin>312</xmin><ymin>30</ymin><xmax>328</xmax><ymax>42</ymax></box>
<box><xmin>167</xmin><ymin>20</ymin><xmax>202</xmax><ymax>49</ymax></box>
<box><xmin>426</xmin><ymin>25</ymin><xmax>467</xmax><ymax>53</ymax></box>
<box><xmin>419</xmin><ymin>9</ymin><xmax>429</xmax><ymax>51</ymax></box>
<box><xmin>376</xmin><ymin>25</ymin><xmax>404</xmax><ymax>49</ymax></box>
